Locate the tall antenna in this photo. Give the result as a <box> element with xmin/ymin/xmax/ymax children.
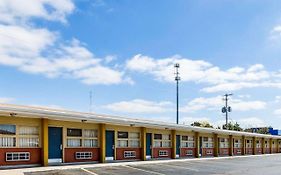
<box><xmin>174</xmin><ymin>63</ymin><xmax>180</xmax><ymax>124</ymax></box>
<box><xmin>89</xmin><ymin>91</ymin><xmax>93</xmax><ymax>113</ymax></box>
<box><xmin>222</xmin><ymin>93</ymin><xmax>233</xmax><ymax>130</ymax></box>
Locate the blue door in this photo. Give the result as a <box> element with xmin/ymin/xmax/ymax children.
<box><xmin>176</xmin><ymin>135</ymin><xmax>181</xmax><ymax>155</ymax></box>
<box><xmin>106</xmin><ymin>131</ymin><xmax>115</xmax><ymax>158</ymax></box>
<box><xmin>48</xmin><ymin>127</ymin><xmax>62</xmax><ymax>159</ymax></box>
<box><xmin>146</xmin><ymin>133</ymin><xmax>152</xmax><ymax>156</ymax></box>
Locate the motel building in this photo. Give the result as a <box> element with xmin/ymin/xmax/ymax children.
<box><xmin>0</xmin><ymin>104</ymin><xmax>281</xmax><ymax>168</ymax></box>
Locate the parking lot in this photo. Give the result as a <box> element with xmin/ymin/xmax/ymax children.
<box><xmin>19</xmin><ymin>154</ymin><xmax>281</xmax><ymax>175</ymax></box>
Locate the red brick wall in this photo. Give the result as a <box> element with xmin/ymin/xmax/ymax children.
<box><xmin>256</xmin><ymin>148</ymin><xmax>262</xmax><ymax>154</ymax></box>
<box><xmin>219</xmin><ymin>148</ymin><xmax>229</xmax><ymax>156</ymax></box>
<box><xmin>0</xmin><ymin>148</ymin><xmax>41</xmax><ymax>166</ymax></box>
<box><xmin>264</xmin><ymin>148</ymin><xmax>270</xmax><ymax>154</ymax></box>
<box><xmin>245</xmin><ymin>148</ymin><xmax>253</xmax><ymax>155</ymax></box>
<box><xmin>116</xmin><ymin>148</ymin><xmax>141</xmax><ymax>160</ymax></box>
<box><xmin>233</xmin><ymin>148</ymin><xmax>242</xmax><ymax>155</ymax></box>
<box><xmin>180</xmin><ymin>148</ymin><xmax>195</xmax><ymax>157</ymax></box>
<box><xmin>272</xmin><ymin>148</ymin><xmax>277</xmax><ymax>154</ymax></box>
<box><xmin>201</xmin><ymin>148</ymin><xmax>213</xmax><ymax>157</ymax></box>
<box><xmin>64</xmin><ymin>148</ymin><xmax>99</xmax><ymax>163</ymax></box>
<box><xmin>152</xmin><ymin>148</ymin><xmax>172</xmax><ymax>158</ymax></box>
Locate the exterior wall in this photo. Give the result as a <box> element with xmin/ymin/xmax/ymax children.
<box><xmin>116</xmin><ymin>148</ymin><xmax>141</xmax><ymax>160</ymax></box>
<box><xmin>176</xmin><ymin>131</ymin><xmax>195</xmax><ymax>158</ymax></box>
<box><xmin>152</xmin><ymin>148</ymin><xmax>172</xmax><ymax>159</ymax></box>
<box><xmin>233</xmin><ymin>148</ymin><xmax>242</xmax><ymax>155</ymax></box>
<box><xmin>256</xmin><ymin>148</ymin><xmax>262</xmax><ymax>154</ymax></box>
<box><xmin>64</xmin><ymin>148</ymin><xmax>100</xmax><ymax>163</ymax></box>
<box><xmin>245</xmin><ymin>148</ymin><xmax>253</xmax><ymax>155</ymax></box>
<box><xmin>199</xmin><ymin>133</ymin><xmax>214</xmax><ymax>157</ymax></box>
<box><xmin>245</xmin><ymin>138</ymin><xmax>254</xmax><ymax>155</ymax></box>
<box><xmin>146</xmin><ymin>128</ymin><xmax>172</xmax><ymax>159</ymax></box>
<box><xmin>0</xmin><ymin>116</ymin><xmax>42</xmax><ymax>166</ymax></box>
<box><xmin>218</xmin><ymin>136</ymin><xmax>229</xmax><ymax>156</ymax></box>
<box><xmin>180</xmin><ymin>148</ymin><xmax>196</xmax><ymax>157</ymax></box>
<box><xmin>48</xmin><ymin>120</ymin><xmax>100</xmax><ymax>163</ymax></box>
<box><xmin>0</xmin><ymin>148</ymin><xmax>41</xmax><ymax>166</ymax></box>
<box><xmin>219</xmin><ymin>148</ymin><xmax>229</xmax><ymax>156</ymax></box>
<box><xmin>106</xmin><ymin>124</ymin><xmax>142</xmax><ymax>160</ymax></box>
<box><xmin>202</xmin><ymin>148</ymin><xmax>214</xmax><ymax>156</ymax></box>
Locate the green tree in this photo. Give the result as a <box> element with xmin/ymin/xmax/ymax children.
<box><xmin>191</xmin><ymin>121</ymin><xmax>214</xmax><ymax>128</ymax></box>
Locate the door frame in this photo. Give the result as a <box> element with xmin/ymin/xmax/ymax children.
<box><xmin>146</xmin><ymin>133</ymin><xmax>152</xmax><ymax>159</ymax></box>
<box><xmin>105</xmin><ymin>130</ymin><xmax>115</xmax><ymax>161</ymax></box>
<box><xmin>48</xmin><ymin>126</ymin><xmax>63</xmax><ymax>163</ymax></box>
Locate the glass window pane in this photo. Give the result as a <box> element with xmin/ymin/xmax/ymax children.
<box><xmin>154</xmin><ymin>134</ymin><xmax>162</xmax><ymax>140</ymax></box>
<box><xmin>0</xmin><ymin>125</ymin><xmax>16</xmax><ymax>135</ymax></box>
<box><xmin>118</xmin><ymin>132</ymin><xmax>128</xmax><ymax>138</ymax></box>
<box><xmin>67</xmin><ymin>128</ymin><xmax>82</xmax><ymax>137</ymax></box>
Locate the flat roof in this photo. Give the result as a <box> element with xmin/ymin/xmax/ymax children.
<box><xmin>0</xmin><ymin>103</ymin><xmax>280</xmax><ymax>139</ymax></box>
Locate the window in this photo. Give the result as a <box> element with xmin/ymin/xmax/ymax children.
<box><xmin>265</xmin><ymin>141</ymin><xmax>269</xmax><ymax>148</ymax></box>
<box><xmin>181</xmin><ymin>135</ymin><xmax>194</xmax><ymax>148</ymax></box>
<box><xmin>18</xmin><ymin>126</ymin><xmax>39</xmax><ymax>147</ymax></box>
<box><xmin>234</xmin><ymin>139</ymin><xmax>242</xmax><ymax>148</ymax></box>
<box><xmin>246</xmin><ymin>140</ymin><xmax>253</xmax><ymax>148</ymax></box>
<box><xmin>0</xmin><ymin>125</ymin><xmax>16</xmax><ymax>135</ymax></box>
<box><xmin>75</xmin><ymin>152</ymin><xmax>92</xmax><ymax>159</ymax></box>
<box><xmin>84</xmin><ymin>129</ymin><xmax>98</xmax><ymax>147</ymax></box>
<box><xmin>67</xmin><ymin>128</ymin><xmax>82</xmax><ymax>137</ymax></box>
<box><xmin>186</xmin><ymin>150</ymin><xmax>193</xmax><ymax>156</ymax></box>
<box><xmin>159</xmin><ymin>150</ymin><xmax>168</xmax><ymax>156</ymax></box>
<box><xmin>206</xmin><ymin>149</ymin><xmax>213</xmax><ymax>155</ymax></box>
<box><xmin>67</xmin><ymin>128</ymin><xmax>98</xmax><ymax>147</ymax></box>
<box><xmin>219</xmin><ymin>138</ymin><xmax>229</xmax><ymax>148</ymax></box>
<box><xmin>153</xmin><ymin>134</ymin><xmax>171</xmax><ymax>148</ymax></box>
<box><xmin>0</xmin><ymin>124</ymin><xmax>16</xmax><ymax>147</ymax></box>
<box><xmin>203</xmin><ymin>137</ymin><xmax>213</xmax><ymax>148</ymax></box>
<box><xmin>117</xmin><ymin>132</ymin><xmax>140</xmax><ymax>148</ymax></box>
<box><xmin>124</xmin><ymin>151</ymin><xmax>136</xmax><ymax>158</ymax></box>
<box><xmin>237</xmin><ymin>149</ymin><xmax>241</xmax><ymax>154</ymax></box>
<box><xmin>256</xmin><ymin>140</ymin><xmax>261</xmax><ymax>148</ymax></box>
<box><xmin>6</xmin><ymin>152</ymin><xmax>30</xmax><ymax>161</ymax></box>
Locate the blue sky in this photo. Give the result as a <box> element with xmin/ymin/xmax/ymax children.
<box><xmin>1</xmin><ymin>0</ymin><xmax>281</xmax><ymax>128</ymax></box>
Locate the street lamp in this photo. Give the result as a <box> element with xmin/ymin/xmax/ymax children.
<box><xmin>174</xmin><ymin>63</ymin><xmax>180</xmax><ymax>124</ymax></box>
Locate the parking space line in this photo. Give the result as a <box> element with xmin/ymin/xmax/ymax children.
<box><xmin>81</xmin><ymin>168</ymin><xmax>99</xmax><ymax>175</ymax></box>
<box><xmin>123</xmin><ymin>165</ymin><xmax>166</xmax><ymax>175</ymax></box>
<box><xmin>160</xmin><ymin>163</ymin><xmax>199</xmax><ymax>172</ymax></box>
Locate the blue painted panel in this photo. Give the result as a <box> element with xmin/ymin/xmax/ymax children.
<box><xmin>106</xmin><ymin>130</ymin><xmax>115</xmax><ymax>157</ymax></box>
<box><xmin>146</xmin><ymin>133</ymin><xmax>152</xmax><ymax>155</ymax></box>
<box><xmin>176</xmin><ymin>135</ymin><xmax>180</xmax><ymax>155</ymax></box>
<box><xmin>48</xmin><ymin>127</ymin><xmax>62</xmax><ymax>159</ymax></box>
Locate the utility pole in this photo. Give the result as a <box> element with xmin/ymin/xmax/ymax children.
<box><xmin>174</xmin><ymin>63</ymin><xmax>180</xmax><ymax>124</ymax></box>
<box><xmin>222</xmin><ymin>93</ymin><xmax>232</xmax><ymax>130</ymax></box>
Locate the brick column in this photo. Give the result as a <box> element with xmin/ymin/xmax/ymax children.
<box><xmin>141</xmin><ymin>127</ymin><xmax>147</xmax><ymax>161</ymax></box>
<box><xmin>242</xmin><ymin>136</ymin><xmax>246</xmax><ymax>155</ymax></box>
<box><xmin>261</xmin><ymin>138</ymin><xmax>265</xmax><ymax>154</ymax></box>
<box><xmin>195</xmin><ymin>132</ymin><xmax>200</xmax><ymax>158</ymax></box>
<box><xmin>99</xmin><ymin>123</ymin><xmax>106</xmax><ymax>163</ymax></box>
<box><xmin>213</xmin><ymin>133</ymin><xmax>219</xmax><ymax>157</ymax></box>
<box><xmin>229</xmin><ymin>135</ymin><xmax>233</xmax><ymax>156</ymax></box>
<box><xmin>253</xmin><ymin>137</ymin><xmax>257</xmax><ymax>155</ymax></box>
<box><xmin>270</xmin><ymin>138</ymin><xmax>273</xmax><ymax>154</ymax></box>
<box><xmin>41</xmin><ymin>118</ymin><xmax>48</xmax><ymax>166</ymax></box>
<box><xmin>172</xmin><ymin>130</ymin><xmax>177</xmax><ymax>159</ymax></box>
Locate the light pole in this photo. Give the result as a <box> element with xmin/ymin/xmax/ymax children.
<box><xmin>174</xmin><ymin>63</ymin><xmax>180</xmax><ymax>124</ymax></box>
<box><xmin>222</xmin><ymin>93</ymin><xmax>232</xmax><ymax>130</ymax></box>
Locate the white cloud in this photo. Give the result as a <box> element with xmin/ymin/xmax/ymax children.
<box><xmin>273</xmin><ymin>108</ymin><xmax>281</xmax><ymax>115</ymax></box>
<box><xmin>103</xmin><ymin>99</ymin><xmax>173</xmax><ymax>114</ymax></box>
<box><xmin>237</xmin><ymin>117</ymin><xmax>267</xmax><ymax>128</ymax></box>
<box><xmin>270</xmin><ymin>25</ymin><xmax>281</xmax><ymax>40</ymax></box>
<box><xmin>0</xmin><ymin>97</ymin><xmax>14</xmax><ymax>103</ymax></box>
<box><xmin>0</xmin><ymin>0</ymin><xmax>130</xmax><ymax>85</ymax></box>
<box><xmin>180</xmin><ymin>96</ymin><xmax>266</xmax><ymax>113</ymax></box>
<box><xmin>0</xmin><ymin>0</ymin><xmax>75</xmax><ymax>24</ymax></box>
<box><xmin>126</xmin><ymin>54</ymin><xmax>281</xmax><ymax>93</ymax></box>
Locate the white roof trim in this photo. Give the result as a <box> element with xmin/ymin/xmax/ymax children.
<box><xmin>0</xmin><ymin>103</ymin><xmax>280</xmax><ymax>139</ymax></box>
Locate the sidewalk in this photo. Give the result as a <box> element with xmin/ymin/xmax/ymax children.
<box><xmin>0</xmin><ymin>154</ymin><xmax>275</xmax><ymax>175</ymax></box>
